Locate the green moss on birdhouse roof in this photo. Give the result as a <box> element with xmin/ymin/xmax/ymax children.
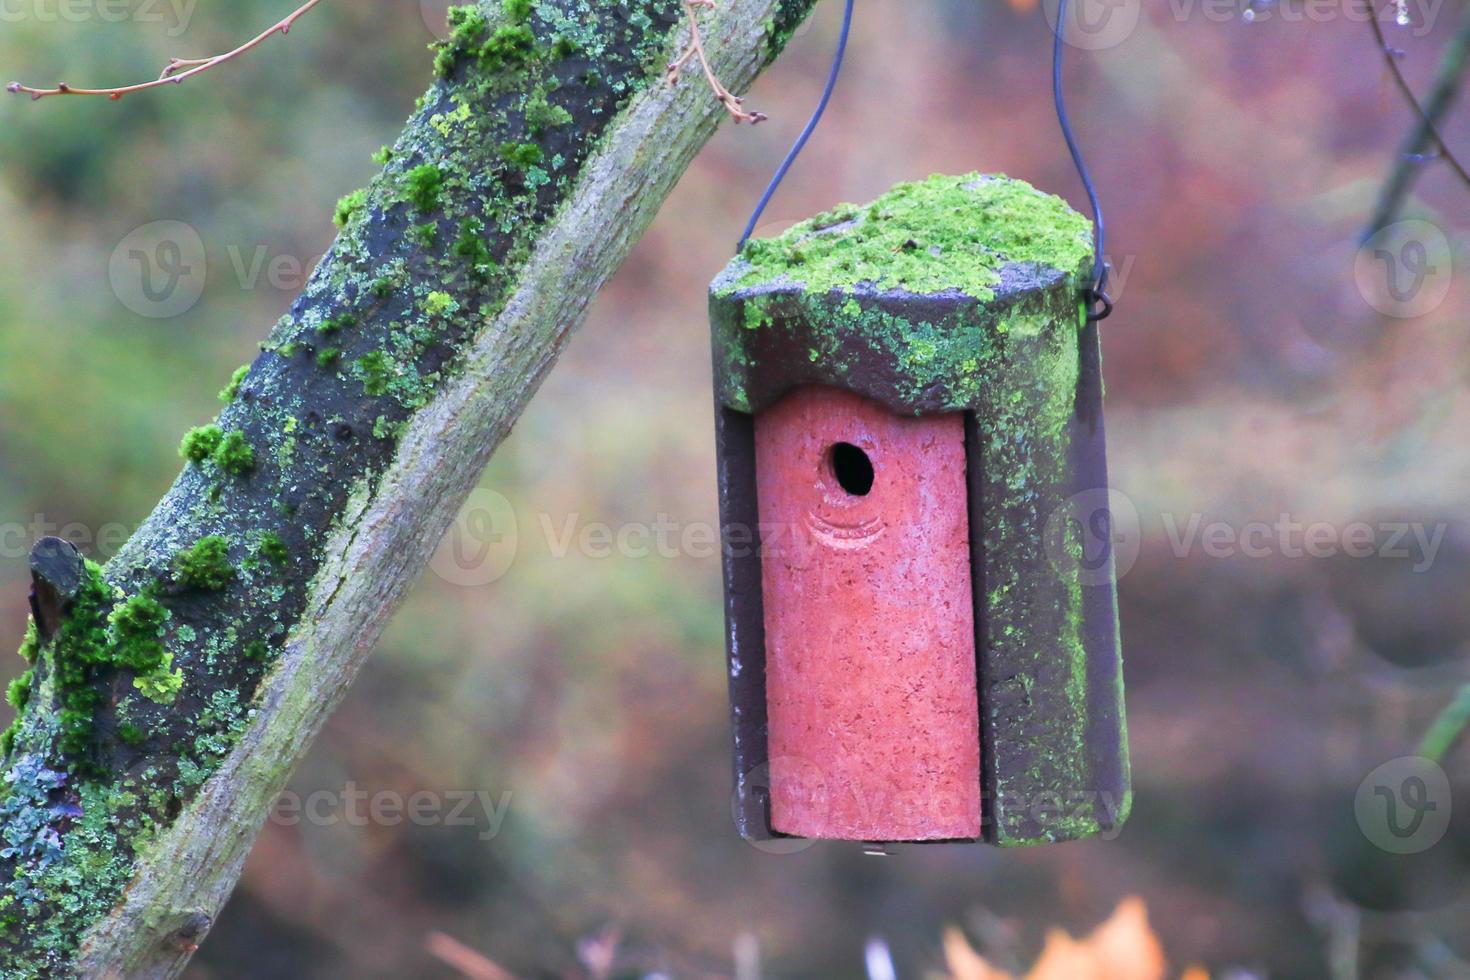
<box><xmin>723</xmin><ymin>173</ymin><xmax>1092</xmax><ymax>302</ymax></box>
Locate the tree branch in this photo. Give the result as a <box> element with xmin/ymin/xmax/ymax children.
<box><xmin>7</xmin><ymin>0</ymin><xmax>325</xmax><ymax>101</ymax></box>
<box><xmin>1363</xmin><ymin>0</ymin><xmax>1470</xmax><ymax>238</ymax></box>
<box><xmin>0</xmin><ymin>0</ymin><xmax>818</xmax><ymax>974</ymax></box>
<box><xmin>1420</xmin><ymin>682</ymin><xmax>1470</xmax><ymax>763</ymax></box>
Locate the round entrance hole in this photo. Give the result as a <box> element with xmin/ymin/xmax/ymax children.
<box><xmin>827</xmin><ymin>442</ymin><xmax>875</xmax><ymax>497</ymax></box>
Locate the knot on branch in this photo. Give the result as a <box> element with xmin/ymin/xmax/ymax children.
<box><xmin>29</xmin><ymin>537</ymin><xmax>85</xmax><ymax>643</ymax></box>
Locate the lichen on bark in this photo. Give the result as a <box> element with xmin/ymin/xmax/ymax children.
<box><xmin>0</xmin><ymin>0</ymin><xmax>820</xmax><ymax>974</ymax></box>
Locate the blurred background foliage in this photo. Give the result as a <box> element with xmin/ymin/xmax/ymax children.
<box><xmin>1</xmin><ymin>0</ymin><xmax>1469</xmax><ymax>976</ymax></box>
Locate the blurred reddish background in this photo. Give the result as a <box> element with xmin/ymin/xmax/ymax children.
<box><xmin>1</xmin><ymin>0</ymin><xmax>1467</xmax><ymax>975</ymax></box>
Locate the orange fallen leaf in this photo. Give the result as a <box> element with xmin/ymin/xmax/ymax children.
<box><xmin>944</xmin><ymin>924</ymin><xmax>1012</xmax><ymax>980</ymax></box>
<box><xmin>944</xmin><ymin>898</ymin><xmax>1200</xmax><ymax>980</ymax></box>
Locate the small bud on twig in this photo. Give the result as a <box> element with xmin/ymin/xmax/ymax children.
<box><xmin>667</xmin><ymin>0</ymin><xmax>768</xmax><ymax>125</ymax></box>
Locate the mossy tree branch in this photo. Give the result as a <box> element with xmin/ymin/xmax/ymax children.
<box><xmin>0</xmin><ymin>0</ymin><xmax>818</xmax><ymax>975</ymax></box>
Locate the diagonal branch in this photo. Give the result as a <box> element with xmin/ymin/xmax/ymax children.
<box><xmin>7</xmin><ymin>0</ymin><xmax>324</xmax><ymax>101</ymax></box>
<box><xmin>1420</xmin><ymin>682</ymin><xmax>1470</xmax><ymax>762</ymax></box>
<box><xmin>1362</xmin><ymin>0</ymin><xmax>1470</xmax><ymax>238</ymax></box>
<box><xmin>0</xmin><ymin>1</ymin><xmax>817</xmax><ymax>976</ymax></box>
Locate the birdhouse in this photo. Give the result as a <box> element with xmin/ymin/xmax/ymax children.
<box><xmin>710</xmin><ymin>173</ymin><xmax>1130</xmax><ymax>846</ymax></box>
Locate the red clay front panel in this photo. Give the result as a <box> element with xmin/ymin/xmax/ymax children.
<box><xmin>753</xmin><ymin>386</ymin><xmax>981</xmax><ymax>841</ymax></box>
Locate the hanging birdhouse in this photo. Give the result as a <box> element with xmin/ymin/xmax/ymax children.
<box><xmin>710</xmin><ymin>173</ymin><xmax>1130</xmax><ymax>847</ymax></box>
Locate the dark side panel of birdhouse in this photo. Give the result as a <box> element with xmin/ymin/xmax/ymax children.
<box><xmin>714</xmin><ymin>406</ymin><xmax>778</xmax><ymax>842</ymax></box>
<box><xmin>968</xmin><ymin>319</ymin><xmax>1130</xmax><ymax>847</ymax></box>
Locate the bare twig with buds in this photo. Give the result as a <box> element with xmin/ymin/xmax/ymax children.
<box><xmin>7</xmin><ymin>0</ymin><xmax>323</xmax><ymax>102</ymax></box>
<box><xmin>668</xmin><ymin>0</ymin><xmax>768</xmax><ymax>124</ymax></box>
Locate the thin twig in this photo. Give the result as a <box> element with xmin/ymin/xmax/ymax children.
<box><xmin>7</xmin><ymin>0</ymin><xmax>324</xmax><ymax>102</ymax></box>
<box><xmin>1419</xmin><ymin>682</ymin><xmax>1470</xmax><ymax>763</ymax></box>
<box><xmin>1361</xmin><ymin>0</ymin><xmax>1470</xmax><ymax>238</ymax></box>
<box><xmin>424</xmin><ymin>932</ymin><xmax>518</xmax><ymax>980</ymax></box>
<box><xmin>667</xmin><ymin>0</ymin><xmax>768</xmax><ymax>124</ymax></box>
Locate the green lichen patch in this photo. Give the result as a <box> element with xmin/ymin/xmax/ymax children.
<box><xmin>180</xmin><ymin>426</ymin><xmax>254</xmax><ymax>476</ymax></box>
<box><xmin>433</xmin><ymin>0</ymin><xmax>538</xmax><ymax>79</ymax></box>
<box><xmin>423</xmin><ymin>291</ymin><xmax>457</xmax><ymax>318</ymax></box>
<box><xmin>218</xmin><ymin>365</ymin><xmax>250</xmax><ymax>404</ymax></box>
<box><xmin>452</xmin><ymin>220</ymin><xmax>496</xmax><ymax>277</ymax></box>
<box><xmin>178</xmin><ymin>425</ymin><xmax>223</xmax><ymax>464</ymax></box>
<box><xmin>172</xmin><ymin>537</ymin><xmax>235</xmax><ymax>592</ymax></box>
<box><xmin>410</xmin><ymin>221</ymin><xmax>439</xmax><ymax>248</ymax></box>
<box><xmin>15</xmin><ymin>623</ymin><xmax>37</xmax><ymax>666</ymax></box>
<box><xmin>132</xmin><ymin>654</ymin><xmax>183</xmax><ymax>705</ymax></box>
<box><xmin>0</xmin><ymin>769</ymin><xmax>150</xmax><ymax>975</ymax></box>
<box><xmin>333</xmin><ymin>188</ymin><xmax>369</xmax><ymax>229</ymax></box>
<box><xmin>9</xmin><ymin>561</ymin><xmax>176</xmax><ymax>768</ymax></box>
<box><xmin>251</xmin><ymin>532</ymin><xmax>289</xmax><ymax>568</ymax></box>
<box><xmin>497</xmin><ymin>140</ymin><xmax>543</xmax><ymax>170</ymax></box>
<box><xmin>105</xmin><ymin>594</ymin><xmax>167</xmax><ymax>672</ymax></box>
<box><xmin>213</xmin><ymin>431</ymin><xmax>255</xmax><ymax>476</ymax></box>
<box><xmin>726</xmin><ymin>173</ymin><xmax>1092</xmax><ymax>302</ymax></box>
<box><xmin>524</xmin><ymin>91</ymin><xmax>572</xmax><ymax>134</ymax></box>
<box><xmin>316</xmin><ymin>312</ymin><xmax>357</xmax><ymax>337</ymax></box>
<box><xmin>403</xmin><ymin>163</ymin><xmax>446</xmax><ymax>213</ymax></box>
<box><xmin>5</xmin><ymin>674</ymin><xmax>31</xmax><ymax>714</ymax></box>
<box><xmin>241</xmin><ymin>641</ymin><xmax>272</xmax><ymax>663</ymax></box>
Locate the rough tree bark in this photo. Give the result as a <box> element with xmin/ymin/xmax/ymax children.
<box><xmin>0</xmin><ymin>0</ymin><xmax>818</xmax><ymax>975</ymax></box>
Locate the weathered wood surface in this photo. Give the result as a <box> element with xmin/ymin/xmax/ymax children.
<box><xmin>0</xmin><ymin>1</ymin><xmax>819</xmax><ymax>975</ymax></box>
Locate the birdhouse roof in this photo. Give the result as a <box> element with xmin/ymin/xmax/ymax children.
<box><xmin>715</xmin><ymin>173</ymin><xmax>1092</xmax><ymax>302</ymax></box>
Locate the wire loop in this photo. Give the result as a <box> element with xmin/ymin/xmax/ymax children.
<box><xmin>1086</xmin><ymin>285</ymin><xmax>1114</xmax><ymax>323</ymax></box>
<box><xmin>1052</xmin><ymin>0</ymin><xmax>1114</xmax><ymax>319</ymax></box>
<box><xmin>741</xmin><ymin>0</ymin><xmax>1116</xmax><ymax>323</ymax></box>
<box><xmin>737</xmin><ymin>0</ymin><xmax>855</xmax><ymax>249</ymax></box>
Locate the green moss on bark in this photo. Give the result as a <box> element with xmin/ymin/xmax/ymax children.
<box><xmin>0</xmin><ymin>0</ymin><xmax>822</xmax><ymax>969</ymax></box>
<box><xmin>172</xmin><ymin>537</ymin><xmax>235</xmax><ymax>591</ymax></box>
